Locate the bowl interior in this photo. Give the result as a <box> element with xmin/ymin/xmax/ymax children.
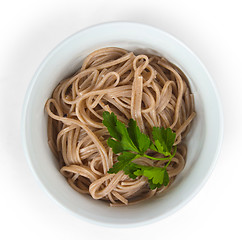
<box><xmin>22</xmin><ymin>22</ymin><xmax>223</xmax><ymax>227</ymax></box>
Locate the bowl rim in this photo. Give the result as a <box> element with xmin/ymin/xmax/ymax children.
<box><xmin>21</xmin><ymin>21</ymin><xmax>224</xmax><ymax>228</ymax></box>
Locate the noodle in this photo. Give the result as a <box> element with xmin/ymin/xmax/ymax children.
<box><xmin>45</xmin><ymin>47</ymin><xmax>196</xmax><ymax>206</ymax></box>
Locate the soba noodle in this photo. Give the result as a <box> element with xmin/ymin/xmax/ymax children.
<box><xmin>45</xmin><ymin>47</ymin><xmax>196</xmax><ymax>206</ymax></box>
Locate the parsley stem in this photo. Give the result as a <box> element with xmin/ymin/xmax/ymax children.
<box><xmin>143</xmin><ymin>154</ymin><xmax>171</xmax><ymax>161</ymax></box>
<box><xmin>165</xmin><ymin>145</ymin><xmax>177</xmax><ymax>168</ymax></box>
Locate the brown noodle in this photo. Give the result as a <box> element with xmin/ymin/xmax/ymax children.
<box><xmin>45</xmin><ymin>47</ymin><xmax>196</xmax><ymax>206</ymax></box>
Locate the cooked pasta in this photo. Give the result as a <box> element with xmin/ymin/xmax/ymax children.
<box><xmin>45</xmin><ymin>47</ymin><xmax>196</xmax><ymax>206</ymax></box>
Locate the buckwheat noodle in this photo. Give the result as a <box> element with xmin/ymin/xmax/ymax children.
<box><xmin>45</xmin><ymin>47</ymin><xmax>196</xmax><ymax>206</ymax></box>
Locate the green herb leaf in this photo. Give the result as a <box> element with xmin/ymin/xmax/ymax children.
<box><xmin>148</xmin><ymin>179</ymin><xmax>162</xmax><ymax>190</ymax></box>
<box><xmin>108</xmin><ymin>152</ymin><xmax>137</xmax><ymax>174</ymax></box>
<box><xmin>102</xmin><ymin>112</ymin><xmax>121</xmax><ymax>141</ymax></box>
<box><xmin>103</xmin><ymin>112</ymin><xmax>177</xmax><ymax>190</ymax></box>
<box><xmin>107</xmin><ymin>138</ymin><xmax>124</xmax><ymax>154</ymax></box>
<box><xmin>103</xmin><ymin>111</ymin><xmax>139</xmax><ymax>153</ymax></box>
<box><xmin>123</xmin><ymin>162</ymin><xmax>140</xmax><ymax>179</ymax></box>
<box><xmin>116</xmin><ymin>120</ymin><xmax>139</xmax><ymax>152</ymax></box>
<box><xmin>127</xmin><ymin>119</ymin><xmax>150</xmax><ymax>154</ymax></box>
<box><xmin>151</xmin><ymin>127</ymin><xmax>176</xmax><ymax>156</ymax></box>
<box><xmin>143</xmin><ymin>168</ymin><xmax>165</xmax><ymax>184</ymax></box>
<box><xmin>133</xmin><ymin>165</ymin><xmax>168</xmax><ymax>187</ymax></box>
<box><xmin>163</xmin><ymin>169</ymin><xmax>169</xmax><ymax>186</ymax></box>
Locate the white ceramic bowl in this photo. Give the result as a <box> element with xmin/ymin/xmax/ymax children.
<box><xmin>22</xmin><ymin>22</ymin><xmax>223</xmax><ymax>227</ymax></box>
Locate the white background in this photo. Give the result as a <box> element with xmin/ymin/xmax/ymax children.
<box><xmin>0</xmin><ymin>0</ymin><xmax>241</xmax><ymax>239</ymax></box>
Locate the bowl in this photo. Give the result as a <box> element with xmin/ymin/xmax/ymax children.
<box><xmin>21</xmin><ymin>22</ymin><xmax>223</xmax><ymax>227</ymax></box>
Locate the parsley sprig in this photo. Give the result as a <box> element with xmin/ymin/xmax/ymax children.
<box><xmin>103</xmin><ymin>112</ymin><xmax>177</xmax><ymax>189</ymax></box>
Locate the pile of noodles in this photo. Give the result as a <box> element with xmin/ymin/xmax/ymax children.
<box><xmin>45</xmin><ymin>47</ymin><xmax>196</xmax><ymax>206</ymax></box>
